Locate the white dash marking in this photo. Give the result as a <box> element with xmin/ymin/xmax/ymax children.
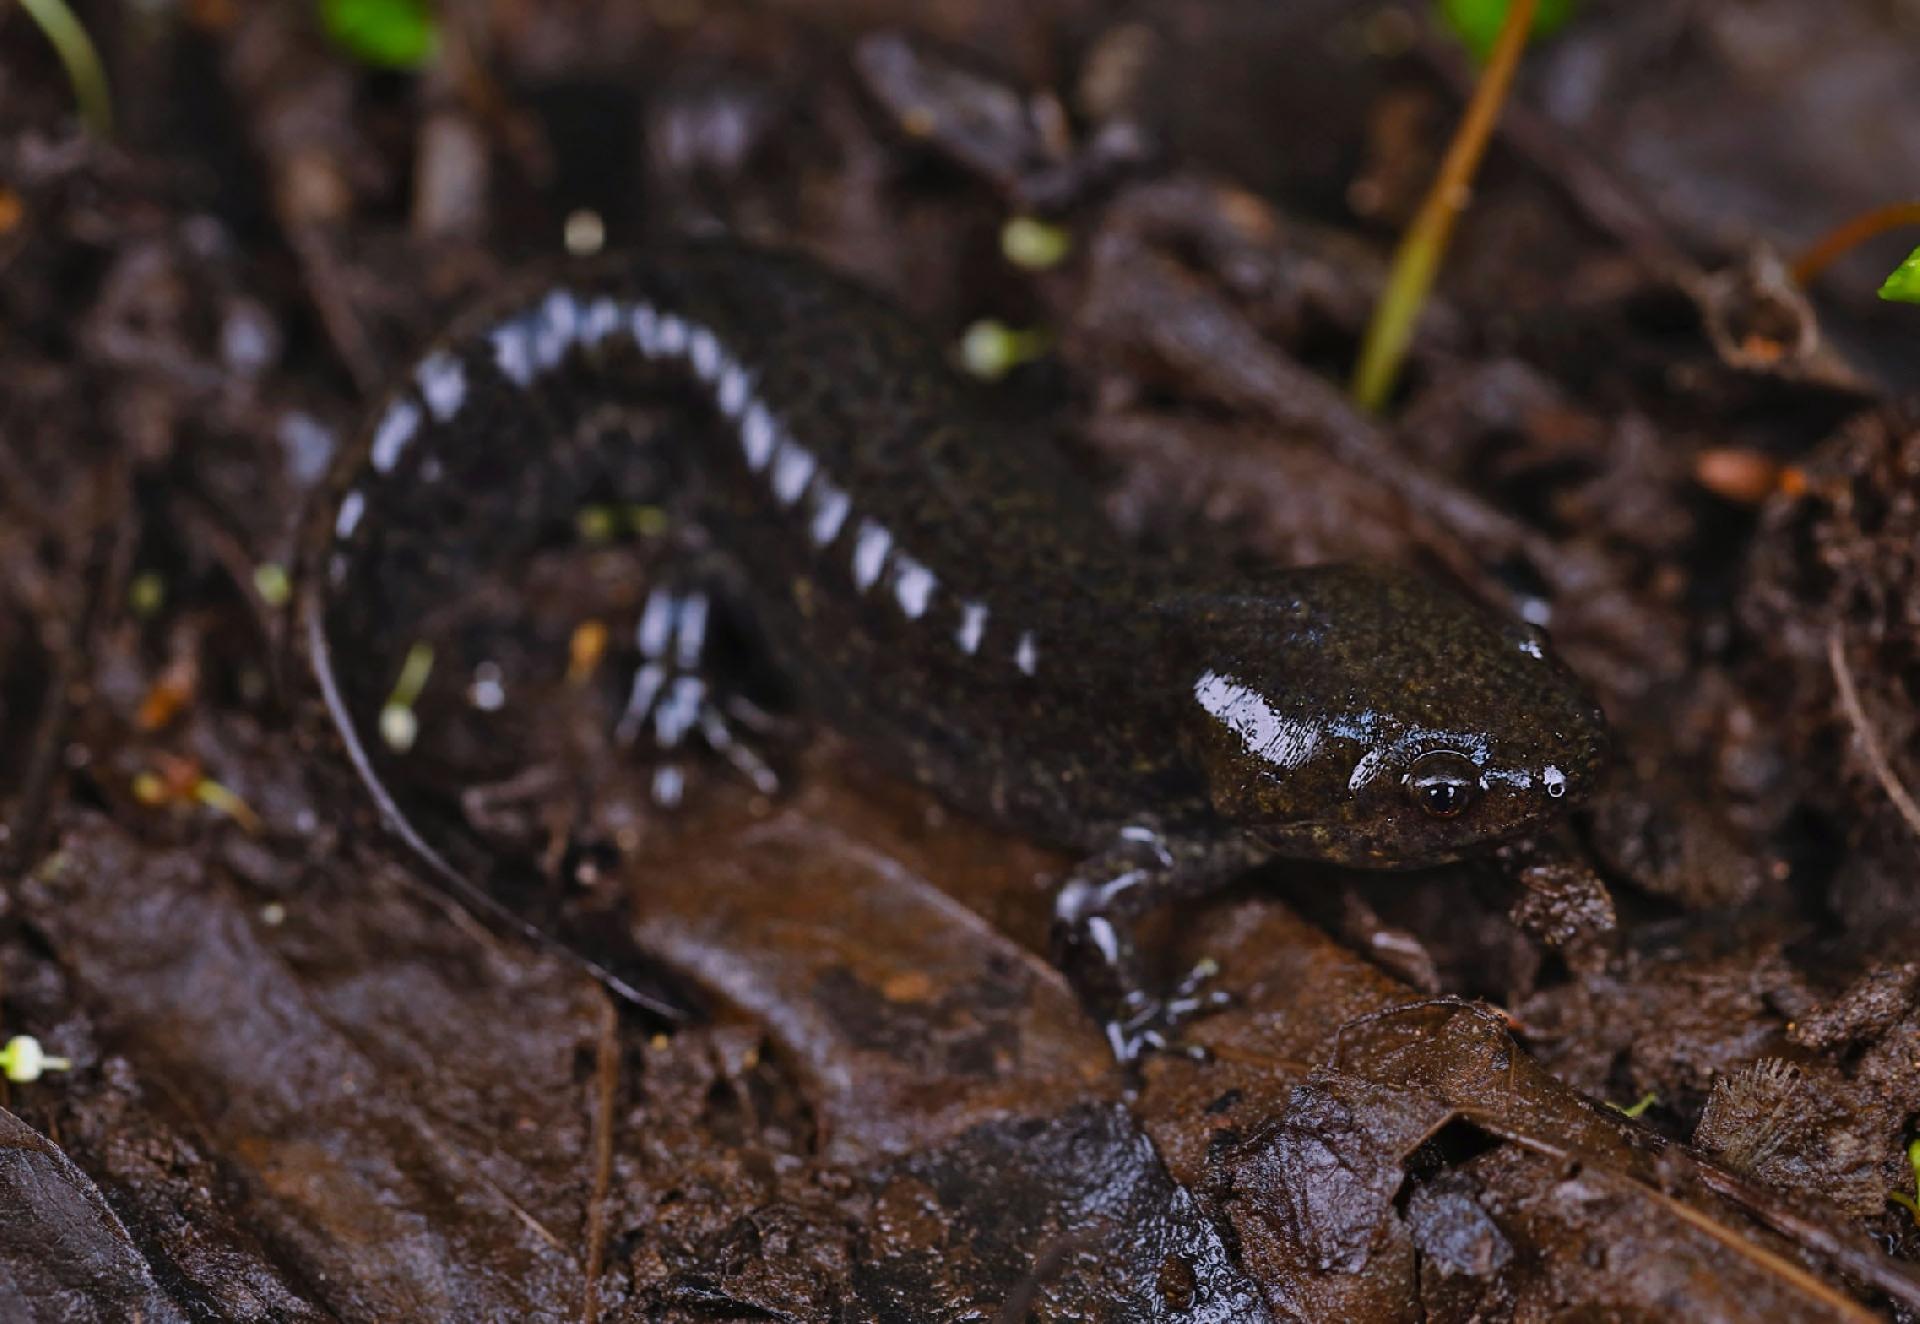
<box><xmin>717</xmin><ymin>363</ymin><xmax>751</xmax><ymax>417</ymax></box>
<box><xmin>956</xmin><ymin>601</ymin><xmax>988</xmax><ymax>655</ymax></box>
<box><xmin>581</xmin><ymin>296</ymin><xmax>620</xmax><ymax>346</ymax></box>
<box><xmin>636</xmin><ymin>588</ymin><xmax>675</xmax><ymax>659</ymax></box>
<box><xmin>631</xmin><ymin>303</ymin><xmax>662</xmax><ymax>356</ymax></box>
<box><xmin>534</xmin><ymin>290</ymin><xmax>579</xmax><ymax>368</ymax></box>
<box><xmin>370</xmin><ymin>398</ymin><xmax>420</xmax><ymax>473</ymax></box>
<box><xmin>740</xmin><ymin>403</ymin><xmax>777</xmax><ymax>471</ymax></box>
<box><xmin>415</xmin><ymin>350</ymin><xmax>466</xmax><ymax>420</ymax></box>
<box><xmin>771</xmin><ymin>443</ymin><xmax>817</xmax><ymax>505</ymax></box>
<box><xmin>809</xmin><ymin>481</ymin><xmax>851</xmax><ymax>546</ymax></box>
<box><xmin>688</xmin><ymin>326</ymin><xmax>722</xmax><ymax>381</ymax></box>
<box><xmin>852</xmin><ymin>521</ymin><xmax>892</xmax><ymax>591</ymax></box>
<box><xmin>893</xmin><ymin>557</ymin><xmax>936</xmax><ymax>619</ymax></box>
<box><xmin>657</xmin><ymin>312</ymin><xmax>689</xmax><ymax>357</ymax></box>
<box><xmin>490</xmin><ymin>321</ymin><xmax>533</xmax><ymax>386</ymax></box>
<box><xmin>1014</xmin><ymin>630</ymin><xmax>1038</xmax><ymax>676</ymax></box>
<box><xmin>334</xmin><ymin>489</ymin><xmax>366</xmax><ymax>539</ymax></box>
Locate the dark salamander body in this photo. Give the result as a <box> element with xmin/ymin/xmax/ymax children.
<box><xmin>305</xmin><ymin>240</ymin><xmax>1608</xmax><ymax>1062</ymax></box>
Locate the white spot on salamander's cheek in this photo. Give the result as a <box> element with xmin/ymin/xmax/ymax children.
<box><xmin>771</xmin><ymin>443</ymin><xmax>817</xmax><ymax>505</ymax></box>
<box><xmin>893</xmin><ymin>557</ymin><xmax>936</xmax><ymax>618</ymax></box>
<box><xmin>809</xmin><ymin>481</ymin><xmax>851</xmax><ymax>546</ymax></box>
<box><xmin>369</xmin><ymin>398</ymin><xmax>420</xmax><ymax>473</ymax></box>
<box><xmin>1542</xmin><ymin>764</ymin><xmax>1567</xmax><ymax>798</ymax></box>
<box><xmin>415</xmin><ymin>350</ymin><xmax>466</xmax><ymax>420</ymax></box>
<box><xmin>334</xmin><ymin>489</ymin><xmax>366</xmax><ymax>539</ymax></box>
<box><xmin>1193</xmin><ymin>669</ymin><xmax>1321</xmax><ymax>770</ymax></box>
<box><xmin>852</xmin><ymin>520</ymin><xmax>892</xmax><ymax>590</ymax></box>
<box><xmin>956</xmin><ymin>601</ymin><xmax>988</xmax><ymax>654</ymax></box>
<box><xmin>1014</xmin><ymin>630</ymin><xmax>1038</xmax><ymax>676</ymax></box>
<box><xmin>1482</xmin><ymin>766</ymin><xmax>1533</xmax><ymax>790</ymax></box>
<box><xmin>1518</xmin><ymin>636</ymin><xmax>1544</xmax><ymax>660</ymax></box>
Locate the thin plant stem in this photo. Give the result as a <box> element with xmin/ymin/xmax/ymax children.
<box><xmin>1789</xmin><ymin>201</ymin><xmax>1920</xmax><ymax>287</ymax></box>
<box><xmin>1351</xmin><ymin>0</ymin><xmax>1536</xmax><ymax>412</ymax></box>
<box><xmin>1828</xmin><ymin>626</ymin><xmax>1920</xmax><ymax>845</ymax></box>
<box><xmin>18</xmin><ymin>0</ymin><xmax>113</xmax><ymax>136</ymax></box>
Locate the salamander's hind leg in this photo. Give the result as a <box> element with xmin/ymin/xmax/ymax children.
<box><xmin>1051</xmin><ymin>823</ymin><xmax>1266</xmax><ymax>1071</ymax></box>
<box><xmin>613</xmin><ymin>576</ymin><xmax>784</xmax><ymax>807</ymax></box>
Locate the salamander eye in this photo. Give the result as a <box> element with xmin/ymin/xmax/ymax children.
<box><xmin>1406</xmin><ymin>749</ymin><xmax>1479</xmax><ymax>820</ymax></box>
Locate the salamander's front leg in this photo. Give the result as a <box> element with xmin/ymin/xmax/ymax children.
<box><xmin>1051</xmin><ymin>823</ymin><xmax>1267</xmax><ymax>1069</ymax></box>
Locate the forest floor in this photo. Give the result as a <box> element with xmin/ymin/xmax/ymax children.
<box><xmin>2</xmin><ymin>0</ymin><xmax>1920</xmax><ymax>1319</ymax></box>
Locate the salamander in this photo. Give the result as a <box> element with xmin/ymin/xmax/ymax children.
<box><xmin>301</xmin><ymin>239</ymin><xmax>1609</xmax><ymax>1064</ymax></box>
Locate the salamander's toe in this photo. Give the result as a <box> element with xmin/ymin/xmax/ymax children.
<box><xmin>1102</xmin><ymin>959</ymin><xmax>1233</xmax><ymax>1073</ymax></box>
<box><xmin>614</xmin><ymin>583</ymin><xmax>786</xmax><ymax>808</ymax></box>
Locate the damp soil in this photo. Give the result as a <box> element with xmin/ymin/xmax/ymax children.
<box><xmin>2</xmin><ymin>1</ymin><xmax>1920</xmax><ymax>1320</ymax></box>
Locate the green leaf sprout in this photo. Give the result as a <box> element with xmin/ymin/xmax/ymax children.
<box><xmin>319</xmin><ymin>0</ymin><xmax>441</xmax><ymax>71</ymax></box>
<box><xmin>1437</xmin><ymin>0</ymin><xmax>1579</xmax><ymax>61</ymax></box>
<box><xmin>1879</xmin><ymin>244</ymin><xmax>1920</xmax><ymax>305</ymax></box>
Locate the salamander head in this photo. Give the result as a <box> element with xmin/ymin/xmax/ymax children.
<box><xmin>1171</xmin><ymin>565</ymin><xmax>1607</xmax><ymax>868</ymax></box>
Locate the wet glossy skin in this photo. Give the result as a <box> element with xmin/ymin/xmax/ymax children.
<box><xmin>1169</xmin><ymin>564</ymin><xmax>1608</xmax><ymax>868</ymax></box>
<box><xmin>304</xmin><ymin>239</ymin><xmax>1608</xmax><ymax>1057</ymax></box>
